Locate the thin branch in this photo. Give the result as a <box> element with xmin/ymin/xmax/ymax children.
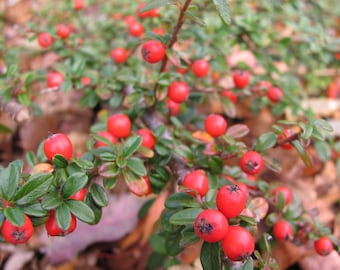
<box><xmin>152</xmin><ymin>0</ymin><xmax>193</xmax><ymax>96</ymax></box>
<box><xmin>274</xmin><ymin>132</ymin><xmax>300</xmax><ymax>148</ymax></box>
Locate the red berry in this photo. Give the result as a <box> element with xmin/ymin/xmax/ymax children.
<box><xmin>152</xmin><ymin>28</ymin><xmax>165</xmax><ymax>36</ymax></box>
<box><xmin>166</xmin><ymin>99</ymin><xmax>181</xmax><ymax>116</ymax></box>
<box><xmin>314</xmin><ymin>236</ymin><xmax>334</xmax><ymax>256</ymax></box>
<box><xmin>167</xmin><ymin>81</ymin><xmax>190</xmax><ymax>103</ymax></box>
<box><xmin>136</xmin><ymin>128</ymin><xmax>156</xmax><ymax>149</ymax></box>
<box><xmin>327</xmin><ymin>82</ymin><xmax>338</xmax><ymax>99</ymax></box>
<box><xmin>239</xmin><ymin>151</ymin><xmax>264</xmax><ymax>175</ymax></box>
<box><xmin>126</xmin><ymin>176</ymin><xmax>152</xmax><ymax>197</ymax></box>
<box><xmin>74</xmin><ymin>0</ymin><xmax>84</xmax><ymax>10</ymax></box>
<box><xmin>95</xmin><ymin>130</ymin><xmax>117</xmax><ymax>148</ymax></box>
<box><xmin>56</xmin><ymin>24</ymin><xmax>70</xmax><ymax>39</ymax></box>
<box><xmin>182</xmin><ymin>170</ymin><xmax>209</xmax><ymax>197</ymax></box>
<box><xmin>216</xmin><ymin>185</ymin><xmax>247</xmax><ymax>218</ymax></box>
<box><xmin>47</xmin><ymin>71</ymin><xmax>64</xmax><ymax>88</ymax></box>
<box><xmin>81</xmin><ymin>77</ymin><xmax>91</xmax><ymax>86</ymax></box>
<box><xmin>194</xmin><ymin>209</ymin><xmax>228</xmax><ymax>242</ymax></box>
<box><xmin>141</xmin><ymin>40</ymin><xmax>166</xmax><ymax>64</ymax></box>
<box><xmin>204</xmin><ymin>114</ymin><xmax>227</xmax><ymax>137</ymax></box>
<box><xmin>107</xmin><ymin>114</ymin><xmax>131</xmax><ymax>138</ymax></box>
<box><xmin>69</xmin><ymin>188</ymin><xmax>87</xmax><ymax>201</ymax></box>
<box><xmin>236</xmin><ymin>182</ymin><xmax>249</xmax><ymax>199</ymax></box>
<box><xmin>45</xmin><ymin>210</ymin><xmax>77</xmax><ymax>236</ymax></box>
<box><xmin>278</xmin><ymin>129</ymin><xmax>293</xmax><ymax>150</ymax></box>
<box><xmin>221</xmin><ymin>90</ymin><xmax>238</xmax><ymax>104</ymax></box>
<box><xmin>136</xmin><ymin>4</ymin><xmax>159</xmax><ymax>18</ymax></box>
<box><xmin>129</xmin><ymin>22</ymin><xmax>144</xmax><ymax>37</ymax></box>
<box><xmin>44</xmin><ymin>133</ymin><xmax>73</xmax><ymax>161</ymax></box>
<box><xmin>272</xmin><ymin>186</ymin><xmax>292</xmax><ymax>205</ymax></box>
<box><xmin>148</xmin><ymin>8</ymin><xmax>160</xmax><ymax>18</ymax></box>
<box><xmin>124</xmin><ymin>15</ymin><xmax>137</xmax><ymax>26</ymax></box>
<box><xmin>267</xmin><ymin>86</ymin><xmax>284</xmax><ymax>103</ymax></box>
<box><xmin>192</xmin><ymin>59</ymin><xmax>210</xmax><ymax>78</ymax></box>
<box><xmin>1</xmin><ymin>214</ymin><xmax>34</xmax><ymax>244</ymax></box>
<box><xmin>110</xmin><ymin>48</ymin><xmax>129</xmax><ymax>64</ymax></box>
<box><xmin>233</xmin><ymin>71</ymin><xmax>250</xmax><ymax>89</ymax></box>
<box><xmin>273</xmin><ymin>219</ymin><xmax>294</xmax><ymax>241</ymax></box>
<box><xmin>222</xmin><ymin>226</ymin><xmax>255</xmax><ymax>261</ymax></box>
<box><xmin>37</xmin><ymin>32</ymin><xmax>53</xmax><ymax>48</ymax></box>
<box><xmin>176</xmin><ymin>67</ymin><xmax>188</xmax><ymax>74</ymax></box>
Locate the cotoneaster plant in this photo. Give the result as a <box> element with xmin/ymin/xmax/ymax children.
<box><xmin>0</xmin><ymin>1</ymin><xmax>339</xmax><ymax>270</ymax></box>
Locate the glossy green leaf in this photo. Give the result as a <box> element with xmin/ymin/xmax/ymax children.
<box><xmin>4</xmin><ymin>208</ymin><xmax>25</xmax><ymax>227</ymax></box>
<box><xmin>180</xmin><ymin>225</ymin><xmax>200</xmax><ymax>247</ymax></box>
<box><xmin>21</xmin><ymin>203</ymin><xmax>47</xmax><ymax>217</ymax></box>
<box><xmin>299</xmin><ymin>123</ymin><xmax>313</xmax><ymax>140</ymax></box>
<box><xmin>169</xmin><ymin>208</ymin><xmax>202</xmax><ymax>225</ymax></box>
<box><xmin>200</xmin><ymin>242</ymin><xmax>221</xmax><ymax>270</ymax></box>
<box><xmin>140</xmin><ymin>0</ymin><xmax>171</xmax><ymax>12</ymax></box>
<box><xmin>149</xmin><ymin>234</ymin><xmax>167</xmax><ymax>254</ymax></box>
<box><xmin>90</xmin><ymin>183</ymin><xmax>108</xmax><ymax>207</ymax></box>
<box><xmin>103</xmin><ymin>177</ymin><xmax>119</xmax><ymax>189</ymax></box>
<box><xmin>52</xmin><ymin>154</ymin><xmax>68</xmax><ymax>168</ymax></box>
<box><xmin>37</xmin><ymin>140</ymin><xmax>47</xmax><ymax>163</ymax></box>
<box><xmin>291</xmin><ymin>140</ymin><xmax>312</xmax><ymax>167</ymax></box>
<box><xmin>61</xmin><ymin>172</ymin><xmax>88</xmax><ymax>199</ymax></box>
<box><xmin>71</xmin><ymin>56</ymin><xmax>86</xmax><ymax>75</ymax></box>
<box><xmin>17</xmin><ymin>93</ymin><xmax>31</xmax><ymax>106</ymax></box>
<box><xmin>92</xmin><ymin>133</ymin><xmax>116</xmax><ymax>148</ymax></box>
<box><xmin>0</xmin><ymin>161</ymin><xmax>20</xmax><ymax>200</ymax></box>
<box><xmin>312</xmin><ymin>119</ymin><xmax>333</xmax><ymax>132</ymax></box>
<box><xmin>165</xmin><ymin>192</ymin><xmax>197</xmax><ymax>209</ymax></box>
<box><xmin>127</xmin><ymin>157</ymin><xmax>147</xmax><ymax>176</ymax></box>
<box><xmin>14</xmin><ymin>173</ymin><xmax>53</xmax><ymax>205</ymax></box>
<box><xmin>56</xmin><ymin>204</ymin><xmax>71</xmax><ymax>231</ymax></box>
<box><xmin>122</xmin><ymin>135</ymin><xmax>142</xmax><ymax>158</ymax></box>
<box><xmin>41</xmin><ymin>193</ymin><xmax>63</xmax><ymax>210</ymax></box>
<box><xmin>116</xmin><ymin>155</ymin><xmax>127</xmax><ymax>168</ymax></box>
<box><xmin>25</xmin><ymin>151</ymin><xmax>36</xmax><ymax>167</ymax></box>
<box><xmin>24</xmin><ymin>71</ymin><xmax>35</xmax><ymax>85</ymax></box>
<box><xmin>314</xmin><ymin>141</ymin><xmax>331</xmax><ymax>162</ymax></box>
<box><xmin>255</xmin><ymin>132</ymin><xmax>278</xmax><ymax>151</ymax></box>
<box><xmin>165</xmin><ymin>228</ymin><xmax>183</xmax><ymax>256</ymax></box>
<box><xmin>71</xmin><ymin>159</ymin><xmax>94</xmax><ymax>170</ymax></box>
<box><xmin>240</xmin><ymin>257</ymin><xmax>254</xmax><ymax>270</ymax></box>
<box><xmin>213</xmin><ymin>0</ymin><xmax>231</xmax><ymax>25</ymax></box>
<box><xmin>85</xmin><ymin>193</ymin><xmax>102</xmax><ymax>225</ymax></box>
<box><xmin>66</xmin><ymin>200</ymin><xmax>95</xmax><ymax>224</ymax></box>
<box><xmin>239</xmin><ymin>215</ymin><xmax>257</xmax><ymax>226</ymax></box>
<box><xmin>208</xmin><ymin>156</ymin><xmax>223</xmax><ymax>174</ymax></box>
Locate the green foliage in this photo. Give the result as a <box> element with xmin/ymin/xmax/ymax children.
<box><xmin>0</xmin><ymin>0</ymin><xmax>339</xmax><ymax>269</ymax></box>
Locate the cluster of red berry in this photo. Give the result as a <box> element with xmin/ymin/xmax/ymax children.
<box><xmin>99</xmin><ymin>113</ymin><xmax>155</xmax><ymax>196</ymax></box>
